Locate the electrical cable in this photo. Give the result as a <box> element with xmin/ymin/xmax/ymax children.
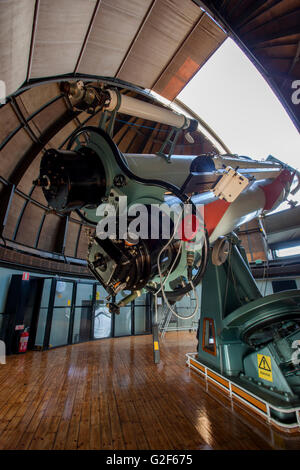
<box><xmin>159</xmin><ymin>276</ymin><xmax>199</xmax><ymax>321</ymax></box>
<box><xmin>154</xmin><ymin>209</ymin><xmax>184</xmax><ymax>324</ymax></box>
<box><xmin>155</xmin><ymin>210</ymin><xmax>184</xmax><ymax>295</ymax></box>
<box><xmin>75</xmin><ymin>208</ymin><xmax>97</xmax><ymax>226</ymax></box>
<box><xmin>223</xmin><ymin>242</ymin><xmax>232</xmax><ymax>311</ymax></box>
<box><xmin>155</xmin><ymin>208</ymin><xmax>200</xmax><ymax>320</ymax></box>
<box><xmin>165</xmin><ymin>229</ymin><xmax>209</xmax><ymax>300</ymax></box>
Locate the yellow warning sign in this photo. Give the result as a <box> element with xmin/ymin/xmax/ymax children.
<box><xmin>257</xmin><ymin>354</ymin><xmax>273</xmax><ymax>382</ymax></box>
<box><xmin>154</xmin><ymin>341</ymin><xmax>159</xmax><ymax>351</ymax></box>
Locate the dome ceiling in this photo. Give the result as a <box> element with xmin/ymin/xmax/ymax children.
<box><xmin>1</xmin><ymin>0</ymin><xmax>225</xmax><ymax>100</ymax></box>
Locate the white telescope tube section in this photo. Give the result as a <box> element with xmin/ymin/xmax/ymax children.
<box><xmin>123</xmin><ymin>154</ymin><xmax>194</xmax><ymax>188</ymax></box>
<box><xmin>105</xmin><ymin>89</ymin><xmax>190</xmax><ymax>129</ymax></box>
<box><xmin>212</xmin><ymin>155</ymin><xmax>282</xmax><ymax>171</ymax></box>
<box><xmin>209</xmin><ymin>180</ymin><xmax>286</xmax><ymax>243</ymax></box>
<box><xmin>123</xmin><ymin>153</ymin><xmax>283</xmax><ymax>189</ymax></box>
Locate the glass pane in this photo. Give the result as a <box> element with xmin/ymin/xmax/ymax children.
<box><xmin>73</xmin><ymin>308</ymin><xmax>81</xmax><ymax>344</ymax></box>
<box><xmin>49</xmin><ymin>308</ymin><xmax>71</xmax><ymax>347</ymax></box>
<box><xmin>275</xmin><ymin>245</ymin><xmax>300</xmax><ymax>258</ymax></box>
<box><xmin>72</xmin><ymin>306</ymin><xmax>92</xmax><ymax>343</ymax></box>
<box><xmin>93</xmin><ymin>304</ymin><xmax>112</xmax><ymax>339</ymax></box>
<box><xmin>114</xmin><ymin>307</ymin><xmax>131</xmax><ymax>337</ymax></box>
<box><xmin>134</xmin><ymin>305</ymin><xmax>147</xmax><ymax>334</ymax></box>
<box><xmin>175</xmin><ymin>295</ymin><xmax>197</xmax><ymax>329</ymax></box>
<box><xmin>54</xmin><ymin>281</ymin><xmax>73</xmax><ymax>307</ymax></box>
<box><xmin>135</xmin><ymin>293</ymin><xmax>147</xmax><ymax>305</ymax></box>
<box><xmin>95</xmin><ymin>285</ymin><xmax>107</xmax><ymax>302</ymax></box>
<box><xmin>169</xmin><ymin>314</ymin><xmax>178</xmax><ymax>328</ymax></box>
<box><xmin>76</xmin><ymin>284</ymin><xmax>93</xmax><ymax>306</ymax></box>
<box><xmin>35</xmin><ymin>308</ymin><xmax>48</xmax><ymax>346</ymax></box>
<box><xmin>40</xmin><ymin>279</ymin><xmax>52</xmax><ymax>308</ymax></box>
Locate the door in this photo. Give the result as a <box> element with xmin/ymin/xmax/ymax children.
<box><xmin>48</xmin><ymin>280</ymin><xmax>74</xmax><ymax>348</ymax></box>
<box><xmin>4</xmin><ymin>275</ymin><xmax>44</xmax><ymax>354</ymax></box>
<box><xmin>114</xmin><ymin>292</ymin><xmax>132</xmax><ymax>337</ymax></box>
<box><xmin>133</xmin><ymin>293</ymin><xmax>151</xmax><ymax>335</ymax></box>
<box><xmin>72</xmin><ymin>283</ymin><xmax>94</xmax><ymax>343</ymax></box>
<box><xmin>34</xmin><ymin>278</ymin><xmax>52</xmax><ymax>348</ymax></box>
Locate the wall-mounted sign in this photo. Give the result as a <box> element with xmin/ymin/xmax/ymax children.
<box><xmin>22</xmin><ymin>272</ymin><xmax>30</xmax><ymax>281</ymax></box>
<box><xmin>15</xmin><ymin>325</ymin><xmax>24</xmax><ymax>331</ymax></box>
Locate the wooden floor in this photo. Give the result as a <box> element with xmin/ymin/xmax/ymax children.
<box><xmin>0</xmin><ymin>331</ymin><xmax>300</xmax><ymax>450</ymax></box>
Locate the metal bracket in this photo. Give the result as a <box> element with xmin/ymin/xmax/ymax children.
<box><xmin>156</xmin><ymin>127</ymin><xmax>181</xmax><ymax>163</ymax></box>
<box><xmin>98</xmin><ymin>88</ymin><xmax>121</xmax><ymax>137</ymax></box>
<box><xmin>213</xmin><ymin>166</ymin><xmax>249</xmax><ymax>202</ymax></box>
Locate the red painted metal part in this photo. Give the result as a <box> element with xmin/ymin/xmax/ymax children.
<box><xmin>204</xmin><ymin>199</ymin><xmax>231</xmax><ymax>236</ymax></box>
<box><xmin>178</xmin><ymin>214</ymin><xmax>200</xmax><ymax>241</ymax></box>
<box><xmin>261</xmin><ymin>169</ymin><xmax>294</xmax><ymax>210</ymax></box>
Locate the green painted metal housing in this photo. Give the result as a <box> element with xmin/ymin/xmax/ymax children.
<box><xmin>81</xmin><ymin>130</ymin><xmax>202</xmax><ymax>292</ymax></box>
<box><xmin>197</xmin><ymin>235</ymin><xmax>300</xmax><ymax>419</ymax></box>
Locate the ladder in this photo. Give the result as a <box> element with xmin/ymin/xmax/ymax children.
<box><xmin>159</xmin><ymin>304</ymin><xmax>177</xmax><ymax>339</ymax></box>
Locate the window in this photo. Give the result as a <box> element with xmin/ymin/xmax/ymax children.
<box><xmin>54</xmin><ymin>281</ymin><xmax>73</xmax><ymax>307</ymax></box>
<box><xmin>73</xmin><ymin>283</ymin><xmax>94</xmax><ymax>343</ymax></box>
<box><xmin>75</xmin><ymin>283</ymin><xmax>93</xmax><ymax>306</ymax></box>
<box><xmin>33</xmin><ymin>278</ymin><xmax>152</xmax><ymax>349</ymax></box>
<box><xmin>35</xmin><ymin>278</ymin><xmax>52</xmax><ymax>347</ymax></box>
<box><xmin>202</xmin><ymin>318</ymin><xmax>216</xmax><ymax>355</ymax></box>
<box><xmin>49</xmin><ymin>307</ymin><xmax>71</xmax><ymax>347</ymax></box>
<box><xmin>114</xmin><ymin>304</ymin><xmax>132</xmax><ymax>337</ymax></box>
<box><xmin>275</xmin><ymin>245</ymin><xmax>300</xmax><ymax>258</ymax></box>
<box><xmin>133</xmin><ymin>293</ymin><xmax>151</xmax><ymax>335</ymax></box>
<box><xmin>272</xmin><ymin>280</ymin><xmax>297</xmax><ymax>293</ymax></box>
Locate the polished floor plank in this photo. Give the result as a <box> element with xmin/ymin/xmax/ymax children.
<box><xmin>0</xmin><ymin>332</ymin><xmax>300</xmax><ymax>450</ymax></box>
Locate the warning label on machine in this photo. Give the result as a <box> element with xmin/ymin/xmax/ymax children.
<box><xmin>257</xmin><ymin>354</ymin><xmax>273</xmax><ymax>382</ymax></box>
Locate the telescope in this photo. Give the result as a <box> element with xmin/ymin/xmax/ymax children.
<box><xmin>34</xmin><ymin>81</ymin><xmax>300</xmax><ymax>430</ymax></box>
<box><xmin>34</xmin><ymin>82</ymin><xmax>296</xmax><ymax>311</ymax></box>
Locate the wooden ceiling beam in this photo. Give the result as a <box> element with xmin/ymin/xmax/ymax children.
<box><xmin>151</xmin><ymin>9</ymin><xmax>205</xmax><ymax>90</ymax></box>
<box><xmin>115</xmin><ymin>0</ymin><xmax>158</xmax><ymax>79</ymax></box>
<box><xmin>73</xmin><ymin>0</ymin><xmax>102</xmax><ymax>75</ymax></box>
<box><xmin>26</xmin><ymin>0</ymin><xmax>41</xmax><ymax>82</ymax></box>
